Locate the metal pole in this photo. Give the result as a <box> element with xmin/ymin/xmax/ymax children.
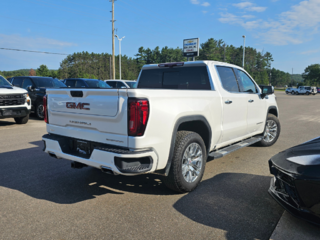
<box><xmin>109</xmin><ymin>56</ymin><xmax>111</xmax><ymax>79</ymax></box>
<box><xmin>193</xmin><ymin>57</ymin><xmax>195</xmax><ymax>61</ymax></box>
<box><xmin>242</xmin><ymin>35</ymin><xmax>246</xmax><ymax>68</ymax></box>
<box><xmin>119</xmin><ymin>39</ymin><xmax>121</xmax><ymax>80</ymax></box>
<box><xmin>111</xmin><ymin>0</ymin><xmax>116</xmax><ymax>79</ymax></box>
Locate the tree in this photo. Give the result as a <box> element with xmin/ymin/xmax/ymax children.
<box><xmin>29</xmin><ymin>68</ymin><xmax>36</xmax><ymax>76</ymax></box>
<box><xmin>37</xmin><ymin>65</ymin><xmax>50</xmax><ymax>77</ymax></box>
<box><xmin>302</xmin><ymin>64</ymin><xmax>320</xmax><ymax>86</ymax></box>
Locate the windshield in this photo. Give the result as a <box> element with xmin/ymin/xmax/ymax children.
<box><xmin>305</xmin><ymin>87</ymin><xmax>311</xmax><ymax>90</ymax></box>
<box><xmin>126</xmin><ymin>81</ymin><xmax>137</xmax><ymax>88</ymax></box>
<box><xmin>0</xmin><ymin>76</ymin><xmax>11</xmax><ymax>87</ymax></box>
<box><xmin>32</xmin><ymin>78</ymin><xmax>66</xmax><ymax>88</ymax></box>
<box><xmin>85</xmin><ymin>80</ymin><xmax>111</xmax><ymax>88</ymax></box>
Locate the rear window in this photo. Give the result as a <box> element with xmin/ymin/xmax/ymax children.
<box><xmin>138</xmin><ymin>66</ymin><xmax>211</xmax><ymax>90</ymax></box>
<box><xmin>85</xmin><ymin>80</ymin><xmax>110</xmax><ymax>88</ymax></box>
<box><xmin>32</xmin><ymin>78</ymin><xmax>66</xmax><ymax>88</ymax></box>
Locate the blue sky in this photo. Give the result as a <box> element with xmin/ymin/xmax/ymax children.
<box><xmin>1</xmin><ymin>0</ymin><xmax>320</xmax><ymax>74</ymax></box>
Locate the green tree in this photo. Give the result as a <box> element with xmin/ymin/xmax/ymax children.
<box><xmin>302</xmin><ymin>64</ymin><xmax>320</xmax><ymax>86</ymax></box>
<box><xmin>37</xmin><ymin>65</ymin><xmax>50</xmax><ymax>77</ymax></box>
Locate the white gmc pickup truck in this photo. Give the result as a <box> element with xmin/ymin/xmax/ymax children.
<box><xmin>42</xmin><ymin>61</ymin><xmax>280</xmax><ymax>192</ymax></box>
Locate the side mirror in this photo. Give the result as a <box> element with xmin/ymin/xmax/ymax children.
<box><xmin>260</xmin><ymin>86</ymin><xmax>274</xmax><ymax>95</ymax></box>
<box><xmin>121</xmin><ymin>86</ymin><xmax>126</xmax><ymax>89</ymax></box>
<box><xmin>27</xmin><ymin>85</ymin><xmax>34</xmax><ymax>91</ymax></box>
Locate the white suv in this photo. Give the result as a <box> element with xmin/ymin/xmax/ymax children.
<box><xmin>105</xmin><ymin>80</ymin><xmax>137</xmax><ymax>88</ymax></box>
<box><xmin>0</xmin><ymin>75</ymin><xmax>31</xmax><ymax>124</ymax></box>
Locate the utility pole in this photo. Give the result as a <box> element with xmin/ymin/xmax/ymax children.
<box><xmin>115</xmin><ymin>35</ymin><xmax>125</xmax><ymax>80</ymax></box>
<box><xmin>109</xmin><ymin>56</ymin><xmax>112</xmax><ymax>79</ymax></box>
<box><xmin>242</xmin><ymin>35</ymin><xmax>246</xmax><ymax>68</ymax></box>
<box><xmin>110</xmin><ymin>0</ymin><xmax>116</xmax><ymax>79</ymax></box>
<box><xmin>292</xmin><ymin>68</ymin><xmax>293</xmax><ymax>86</ymax></box>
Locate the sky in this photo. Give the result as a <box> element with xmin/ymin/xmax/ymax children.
<box><xmin>1</xmin><ymin>0</ymin><xmax>320</xmax><ymax>74</ymax></box>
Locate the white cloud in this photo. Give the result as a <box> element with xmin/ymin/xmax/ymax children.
<box><xmin>242</xmin><ymin>15</ymin><xmax>255</xmax><ymax>19</ymax></box>
<box><xmin>190</xmin><ymin>0</ymin><xmax>200</xmax><ymax>4</ymax></box>
<box><xmin>301</xmin><ymin>49</ymin><xmax>319</xmax><ymax>55</ymax></box>
<box><xmin>233</xmin><ymin>1</ymin><xmax>267</xmax><ymax>12</ymax></box>
<box><xmin>219</xmin><ymin>0</ymin><xmax>320</xmax><ymax>45</ymax></box>
<box><xmin>202</xmin><ymin>11</ymin><xmax>208</xmax><ymax>14</ymax></box>
<box><xmin>0</xmin><ymin>34</ymin><xmax>76</xmax><ymax>49</ymax></box>
<box><xmin>201</xmin><ymin>2</ymin><xmax>210</xmax><ymax>7</ymax></box>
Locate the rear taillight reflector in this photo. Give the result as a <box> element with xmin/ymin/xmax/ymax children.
<box><xmin>128</xmin><ymin>98</ymin><xmax>149</xmax><ymax>136</ymax></box>
<box><xmin>43</xmin><ymin>95</ymin><xmax>48</xmax><ymax>124</ymax></box>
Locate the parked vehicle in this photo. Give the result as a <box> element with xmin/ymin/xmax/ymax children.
<box><xmin>317</xmin><ymin>87</ymin><xmax>320</xmax><ymax>93</ymax></box>
<box><xmin>105</xmin><ymin>80</ymin><xmax>137</xmax><ymax>88</ymax></box>
<box><xmin>11</xmin><ymin>76</ymin><xmax>66</xmax><ymax>119</ymax></box>
<box><xmin>63</xmin><ymin>78</ymin><xmax>111</xmax><ymax>88</ymax></box>
<box><xmin>269</xmin><ymin>136</ymin><xmax>320</xmax><ymax>226</ymax></box>
<box><xmin>42</xmin><ymin>61</ymin><xmax>280</xmax><ymax>193</ymax></box>
<box><xmin>293</xmin><ymin>86</ymin><xmax>315</xmax><ymax>95</ymax></box>
<box><xmin>285</xmin><ymin>87</ymin><xmax>294</xmax><ymax>94</ymax></box>
<box><xmin>311</xmin><ymin>87</ymin><xmax>317</xmax><ymax>95</ymax></box>
<box><xmin>0</xmin><ymin>75</ymin><xmax>31</xmax><ymax>124</ymax></box>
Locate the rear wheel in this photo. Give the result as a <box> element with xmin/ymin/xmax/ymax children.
<box><xmin>291</xmin><ymin>91</ymin><xmax>294</xmax><ymax>95</ymax></box>
<box><xmin>163</xmin><ymin>131</ymin><xmax>207</xmax><ymax>193</ymax></box>
<box><xmin>36</xmin><ymin>103</ymin><xmax>44</xmax><ymax>119</ymax></box>
<box><xmin>257</xmin><ymin>114</ymin><xmax>281</xmax><ymax>147</ymax></box>
<box><xmin>14</xmin><ymin>114</ymin><xmax>29</xmax><ymax>124</ymax></box>
<box><xmin>306</xmin><ymin>92</ymin><xmax>310</xmax><ymax>95</ymax></box>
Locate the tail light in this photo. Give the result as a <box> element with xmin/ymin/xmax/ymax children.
<box><xmin>128</xmin><ymin>98</ymin><xmax>149</xmax><ymax>136</ymax></box>
<box><xmin>43</xmin><ymin>95</ymin><xmax>48</xmax><ymax>123</ymax></box>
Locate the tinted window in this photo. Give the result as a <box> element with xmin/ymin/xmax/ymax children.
<box><xmin>85</xmin><ymin>80</ymin><xmax>110</xmax><ymax>88</ymax></box>
<box><xmin>107</xmin><ymin>81</ymin><xmax>116</xmax><ymax>88</ymax></box>
<box><xmin>306</xmin><ymin>87</ymin><xmax>311</xmax><ymax>90</ymax></box>
<box><xmin>22</xmin><ymin>78</ymin><xmax>33</xmax><ymax>89</ymax></box>
<box><xmin>117</xmin><ymin>82</ymin><xmax>126</xmax><ymax>88</ymax></box>
<box><xmin>12</xmin><ymin>78</ymin><xmax>23</xmax><ymax>87</ymax></box>
<box><xmin>66</xmin><ymin>80</ymin><xmax>76</xmax><ymax>87</ymax></box>
<box><xmin>0</xmin><ymin>76</ymin><xmax>11</xmax><ymax>86</ymax></box>
<box><xmin>75</xmin><ymin>80</ymin><xmax>86</xmax><ymax>88</ymax></box>
<box><xmin>234</xmin><ymin>69</ymin><xmax>257</xmax><ymax>93</ymax></box>
<box><xmin>32</xmin><ymin>78</ymin><xmax>66</xmax><ymax>88</ymax></box>
<box><xmin>138</xmin><ymin>66</ymin><xmax>211</xmax><ymax>90</ymax></box>
<box><xmin>216</xmin><ymin>66</ymin><xmax>239</xmax><ymax>92</ymax></box>
<box><xmin>126</xmin><ymin>82</ymin><xmax>137</xmax><ymax>88</ymax></box>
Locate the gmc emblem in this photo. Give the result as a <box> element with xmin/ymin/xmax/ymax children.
<box><xmin>66</xmin><ymin>102</ymin><xmax>90</xmax><ymax>110</ymax></box>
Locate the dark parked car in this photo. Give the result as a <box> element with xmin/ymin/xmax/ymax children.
<box><xmin>63</xmin><ymin>78</ymin><xmax>110</xmax><ymax>88</ymax></box>
<box><xmin>317</xmin><ymin>87</ymin><xmax>320</xmax><ymax>93</ymax></box>
<box><xmin>11</xmin><ymin>76</ymin><xmax>66</xmax><ymax>119</ymax></box>
<box><xmin>269</xmin><ymin>137</ymin><xmax>320</xmax><ymax>225</ymax></box>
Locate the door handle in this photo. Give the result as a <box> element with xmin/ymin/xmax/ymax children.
<box><xmin>248</xmin><ymin>99</ymin><xmax>254</xmax><ymax>103</ymax></box>
<box><xmin>225</xmin><ymin>100</ymin><xmax>232</xmax><ymax>104</ymax></box>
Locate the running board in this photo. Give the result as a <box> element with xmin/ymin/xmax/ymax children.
<box><xmin>208</xmin><ymin>137</ymin><xmax>262</xmax><ymax>159</ymax></box>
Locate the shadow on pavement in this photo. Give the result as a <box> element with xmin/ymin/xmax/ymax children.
<box><xmin>0</xmin><ymin>119</ymin><xmax>16</xmax><ymax>127</ymax></box>
<box><xmin>173</xmin><ymin>173</ymin><xmax>283</xmax><ymax>240</ymax></box>
<box><xmin>0</xmin><ymin>141</ymin><xmax>176</xmax><ymax>204</ymax></box>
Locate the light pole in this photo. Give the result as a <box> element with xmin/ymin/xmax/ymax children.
<box><xmin>242</xmin><ymin>35</ymin><xmax>246</xmax><ymax>68</ymax></box>
<box><xmin>269</xmin><ymin>72</ymin><xmax>272</xmax><ymax>86</ymax></box>
<box><xmin>115</xmin><ymin>34</ymin><xmax>125</xmax><ymax>80</ymax></box>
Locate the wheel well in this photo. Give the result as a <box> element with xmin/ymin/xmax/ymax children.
<box><xmin>269</xmin><ymin>108</ymin><xmax>278</xmax><ymax>117</ymax></box>
<box><xmin>177</xmin><ymin>121</ymin><xmax>210</xmax><ymax>152</ymax></box>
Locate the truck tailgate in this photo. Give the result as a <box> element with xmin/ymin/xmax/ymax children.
<box><xmin>46</xmin><ymin>89</ymin><xmax>128</xmax><ymax>147</ymax></box>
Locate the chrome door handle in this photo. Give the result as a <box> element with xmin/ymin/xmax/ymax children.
<box><xmin>225</xmin><ymin>100</ymin><xmax>232</xmax><ymax>104</ymax></box>
<box><xmin>248</xmin><ymin>99</ymin><xmax>254</xmax><ymax>103</ymax></box>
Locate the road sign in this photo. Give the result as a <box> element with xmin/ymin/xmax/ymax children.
<box><xmin>183</xmin><ymin>38</ymin><xmax>199</xmax><ymax>57</ymax></box>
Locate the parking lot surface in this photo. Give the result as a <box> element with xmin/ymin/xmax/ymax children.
<box><xmin>1</xmin><ymin>91</ymin><xmax>320</xmax><ymax>240</ymax></box>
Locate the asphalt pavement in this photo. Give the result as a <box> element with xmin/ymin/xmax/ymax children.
<box><xmin>0</xmin><ymin>91</ymin><xmax>320</xmax><ymax>240</ymax></box>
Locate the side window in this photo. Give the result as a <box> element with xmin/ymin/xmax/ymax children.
<box><xmin>66</xmin><ymin>80</ymin><xmax>76</xmax><ymax>87</ymax></box>
<box><xmin>216</xmin><ymin>66</ymin><xmax>239</xmax><ymax>92</ymax></box>
<box><xmin>107</xmin><ymin>81</ymin><xmax>116</xmax><ymax>88</ymax></box>
<box><xmin>117</xmin><ymin>82</ymin><xmax>126</xmax><ymax>88</ymax></box>
<box><xmin>12</xmin><ymin>78</ymin><xmax>23</xmax><ymax>88</ymax></box>
<box><xmin>235</xmin><ymin>69</ymin><xmax>257</xmax><ymax>93</ymax></box>
<box><xmin>22</xmin><ymin>78</ymin><xmax>33</xmax><ymax>89</ymax></box>
<box><xmin>75</xmin><ymin>80</ymin><xmax>86</xmax><ymax>88</ymax></box>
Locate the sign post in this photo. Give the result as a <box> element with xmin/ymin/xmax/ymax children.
<box><xmin>183</xmin><ymin>38</ymin><xmax>199</xmax><ymax>61</ymax></box>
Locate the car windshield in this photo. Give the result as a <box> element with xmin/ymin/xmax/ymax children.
<box><xmin>0</xmin><ymin>76</ymin><xmax>11</xmax><ymax>87</ymax></box>
<box><xmin>85</xmin><ymin>80</ymin><xmax>111</xmax><ymax>88</ymax></box>
<box><xmin>32</xmin><ymin>78</ymin><xmax>66</xmax><ymax>88</ymax></box>
<box><xmin>305</xmin><ymin>87</ymin><xmax>311</xmax><ymax>90</ymax></box>
<box><xmin>126</xmin><ymin>82</ymin><xmax>137</xmax><ymax>88</ymax></box>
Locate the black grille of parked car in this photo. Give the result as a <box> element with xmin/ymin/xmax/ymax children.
<box><xmin>0</xmin><ymin>94</ymin><xmax>25</xmax><ymax>106</ymax></box>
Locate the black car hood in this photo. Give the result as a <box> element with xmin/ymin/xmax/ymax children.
<box><xmin>271</xmin><ymin>137</ymin><xmax>320</xmax><ymax>179</ymax></box>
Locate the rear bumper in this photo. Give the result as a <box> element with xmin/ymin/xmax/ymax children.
<box><xmin>0</xmin><ymin>107</ymin><xmax>30</xmax><ymax>119</ymax></box>
<box><xmin>42</xmin><ymin>134</ymin><xmax>158</xmax><ymax>175</ymax></box>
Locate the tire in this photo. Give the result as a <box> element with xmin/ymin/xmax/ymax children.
<box><xmin>36</xmin><ymin>102</ymin><xmax>44</xmax><ymax>119</ymax></box>
<box><xmin>286</xmin><ymin>91</ymin><xmax>288</xmax><ymax>94</ymax></box>
<box><xmin>163</xmin><ymin>131</ymin><xmax>207</xmax><ymax>193</ymax></box>
<box><xmin>291</xmin><ymin>91</ymin><xmax>294</xmax><ymax>95</ymax></box>
<box><xmin>295</xmin><ymin>92</ymin><xmax>299</xmax><ymax>95</ymax></box>
<box><xmin>306</xmin><ymin>92</ymin><xmax>310</xmax><ymax>95</ymax></box>
<box><xmin>257</xmin><ymin>114</ymin><xmax>281</xmax><ymax>147</ymax></box>
<box><xmin>14</xmin><ymin>114</ymin><xmax>29</xmax><ymax>124</ymax></box>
